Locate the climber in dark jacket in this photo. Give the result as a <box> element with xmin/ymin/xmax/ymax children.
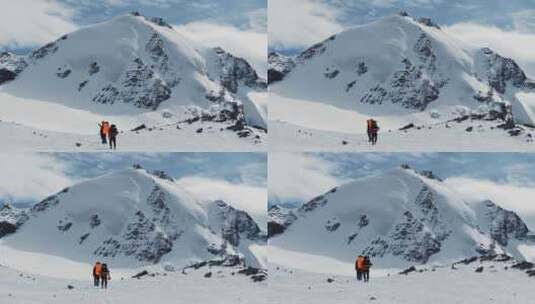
<box><xmin>100</xmin><ymin>263</ymin><xmax>111</xmax><ymax>289</ymax></box>
<box><xmin>362</xmin><ymin>256</ymin><xmax>373</xmax><ymax>282</ymax></box>
<box><xmin>108</xmin><ymin>124</ymin><xmax>118</xmax><ymax>150</ymax></box>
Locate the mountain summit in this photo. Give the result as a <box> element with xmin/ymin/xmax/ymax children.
<box><xmin>0</xmin><ymin>168</ymin><xmax>266</xmax><ymax>269</ymax></box>
<box><xmin>270</xmin><ymin>13</ymin><xmax>535</xmax><ymax>129</ymax></box>
<box><xmin>269</xmin><ymin>166</ymin><xmax>535</xmax><ymax>268</ymax></box>
<box><xmin>0</xmin><ymin>12</ymin><xmax>267</xmax><ymax>134</ymax></box>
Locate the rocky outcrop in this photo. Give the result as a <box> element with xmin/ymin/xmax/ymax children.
<box><xmin>479</xmin><ymin>48</ymin><xmax>535</xmax><ymax>94</ymax></box>
<box><xmin>0</xmin><ymin>203</ymin><xmax>29</xmax><ymax>237</ymax></box>
<box><xmin>0</xmin><ymin>52</ymin><xmax>28</xmax><ymax>84</ymax></box>
<box><xmin>213</xmin><ymin>47</ymin><xmax>266</xmax><ymax>93</ymax></box>
<box><xmin>268</xmin><ymin>52</ymin><xmax>295</xmax><ymax>84</ymax></box>
<box><xmin>483</xmin><ymin>200</ymin><xmax>529</xmax><ymax>246</ymax></box>
<box><xmin>212</xmin><ymin>200</ymin><xmax>264</xmax><ymax>247</ymax></box>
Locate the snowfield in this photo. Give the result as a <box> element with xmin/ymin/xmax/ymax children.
<box><xmin>0</xmin><ymin>263</ymin><xmax>269</xmax><ymax>304</ymax></box>
<box><xmin>269</xmin><ymin>119</ymin><xmax>535</xmax><ymax>151</ymax></box>
<box><xmin>0</xmin><ymin>120</ymin><xmax>265</xmax><ymax>152</ymax></box>
<box><xmin>267</xmin><ymin>260</ymin><xmax>535</xmax><ymax>304</ymax></box>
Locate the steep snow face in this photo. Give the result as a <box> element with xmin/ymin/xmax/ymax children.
<box><xmin>0</xmin><ymin>13</ymin><xmax>266</xmax><ymax>133</ymax></box>
<box><xmin>269</xmin><ymin>167</ymin><xmax>535</xmax><ymax>269</ymax></box>
<box><xmin>0</xmin><ymin>169</ymin><xmax>265</xmax><ymax>269</ymax></box>
<box><xmin>270</xmin><ymin>14</ymin><xmax>535</xmax><ymax>132</ymax></box>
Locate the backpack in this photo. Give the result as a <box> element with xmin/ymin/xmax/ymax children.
<box><xmin>109</xmin><ymin>125</ymin><xmax>118</xmax><ymax>137</ymax></box>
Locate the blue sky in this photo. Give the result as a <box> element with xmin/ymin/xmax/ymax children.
<box><xmin>269</xmin><ymin>153</ymin><xmax>535</xmax><ymax>211</ymax></box>
<box><xmin>269</xmin><ymin>0</ymin><xmax>535</xmax><ymax>76</ymax></box>
<box><xmin>0</xmin><ymin>153</ymin><xmax>266</xmax><ymax>208</ymax></box>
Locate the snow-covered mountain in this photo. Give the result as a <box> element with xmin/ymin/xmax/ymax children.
<box><xmin>269</xmin><ymin>13</ymin><xmax>535</xmax><ymax>132</ymax></box>
<box><xmin>0</xmin><ymin>12</ymin><xmax>267</xmax><ymax>137</ymax></box>
<box><xmin>0</xmin><ymin>167</ymin><xmax>266</xmax><ymax>269</ymax></box>
<box><xmin>269</xmin><ymin>165</ymin><xmax>535</xmax><ymax>268</ymax></box>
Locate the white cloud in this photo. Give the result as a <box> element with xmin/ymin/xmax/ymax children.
<box><xmin>0</xmin><ymin>0</ymin><xmax>78</xmax><ymax>49</ymax></box>
<box><xmin>268</xmin><ymin>153</ymin><xmax>347</xmax><ymax>205</ymax></box>
<box><xmin>269</xmin><ymin>0</ymin><xmax>344</xmax><ymax>50</ymax></box>
<box><xmin>175</xmin><ymin>176</ymin><xmax>267</xmax><ymax>230</ymax></box>
<box><xmin>445</xmin><ymin>177</ymin><xmax>535</xmax><ymax>230</ymax></box>
<box><xmin>0</xmin><ymin>153</ymin><xmax>75</xmax><ymax>205</ymax></box>
<box><xmin>175</xmin><ymin>22</ymin><xmax>267</xmax><ymax>77</ymax></box>
<box><xmin>444</xmin><ymin>22</ymin><xmax>535</xmax><ymax>78</ymax></box>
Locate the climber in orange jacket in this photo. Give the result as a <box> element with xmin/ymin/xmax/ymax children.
<box><xmin>92</xmin><ymin>261</ymin><xmax>102</xmax><ymax>287</ymax></box>
<box><xmin>355</xmin><ymin>255</ymin><xmax>364</xmax><ymax>281</ymax></box>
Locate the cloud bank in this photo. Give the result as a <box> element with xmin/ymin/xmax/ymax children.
<box><xmin>0</xmin><ymin>0</ymin><xmax>77</xmax><ymax>49</ymax></box>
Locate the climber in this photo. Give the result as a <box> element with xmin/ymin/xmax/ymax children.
<box><xmin>92</xmin><ymin>261</ymin><xmax>102</xmax><ymax>287</ymax></box>
<box><xmin>362</xmin><ymin>255</ymin><xmax>373</xmax><ymax>282</ymax></box>
<box><xmin>366</xmin><ymin>119</ymin><xmax>373</xmax><ymax>143</ymax></box>
<box><xmin>100</xmin><ymin>263</ymin><xmax>111</xmax><ymax>289</ymax></box>
<box><xmin>108</xmin><ymin>124</ymin><xmax>118</xmax><ymax>150</ymax></box>
<box><xmin>355</xmin><ymin>255</ymin><xmax>364</xmax><ymax>281</ymax></box>
<box><xmin>369</xmin><ymin>119</ymin><xmax>379</xmax><ymax>145</ymax></box>
<box><xmin>99</xmin><ymin>121</ymin><xmax>110</xmax><ymax>144</ymax></box>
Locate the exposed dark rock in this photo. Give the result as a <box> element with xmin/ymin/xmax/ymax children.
<box><xmin>58</xmin><ymin>222</ymin><xmax>72</xmax><ymax>232</ymax></box>
<box><xmin>268</xmin><ymin>52</ymin><xmax>295</xmax><ymax>84</ymax></box>
<box><xmin>324</xmin><ymin>69</ymin><xmax>339</xmax><ymax>79</ymax></box>
<box><xmin>268</xmin><ymin>221</ymin><xmax>286</xmax><ymax>238</ymax></box>
<box><xmin>475</xmin><ymin>266</ymin><xmax>484</xmax><ymax>273</ymax></box>
<box><xmin>0</xmin><ymin>68</ymin><xmax>17</xmax><ymax>85</ymax></box>
<box><xmin>214</xmin><ymin>47</ymin><xmax>266</xmax><ymax>93</ymax></box>
<box><xmin>512</xmin><ymin>261</ymin><xmax>534</xmax><ymax>270</ymax></box>
<box><xmin>78</xmin><ymin>81</ymin><xmax>88</xmax><ymax>91</ymax></box>
<box><xmin>79</xmin><ymin>233</ymin><xmax>90</xmax><ymax>244</ymax></box>
<box><xmin>0</xmin><ymin>222</ymin><xmax>17</xmax><ymax>238</ymax></box>
<box><xmin>132</xmin><ymin>270</ymin><xmax>149</xmax><ymax>279</ymax></box>
<box><xmin>399</xmin><ymin>123</ymin><xmax>415</xmax><ymax>131</ymax></box>
<box><xmin>346</xmin><ymin>81</ymin><xmax>357</xmax><ymax>92</ymax></box>
<box><xmin>90</xmin><ymin>215</ymin><xmax>101</xmax><ymax>228</ymax></box>
<box><xmin>131</xmin><ymin>124</ymin><xmax>147</xmax><ymax>132</ymax></box>
<box><xmin>418</xmin><ymin>17</ymin><xmax>441</xmax><ymax>29</ymax></box>
<box><xmin>89</xmin><ymin>62</ymin><xmax>100</xmax><ymax>75</ymax></box>
<box><xmin>56</xmin><ymin>69</ymin><xmax>71</xmax><ymax>78</ymax></box>
<box><xmin>204</xmin><ymin>272</ymin><xmax>212</xmax><ymax>278</ymax></box>
<box><xmin>399</xmin><ymin>266</ymin><xmax>417</xmax><ymax>275</ymax></box>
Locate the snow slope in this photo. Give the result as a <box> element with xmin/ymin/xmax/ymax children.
<box><xmin>269</xmin><ymin>13</ymin><xmax>535</xmax><ymax>150</ymax></box>
<box><xmin>269</xmin><ymin>166</ymin><xmax>535</xmax><ymax>271</ymax></box>
<box><xmin>0</xmin><ymin>263</ymin><xmax>269</xmax><ymax>304</ymax></box>
<box><xmin>268</xmin><ymin>259</ymin><xmax>535</xmax><ymax>304</ymax></box>
<box><xmin>0</xmin><ymin>168</ymin><xmax>266</xmax><ymax>275</ymax></box>
<box><xmin>0</xmin><ymin>13</ymin><xmax>267</xmax><ymax>150</ymax></box>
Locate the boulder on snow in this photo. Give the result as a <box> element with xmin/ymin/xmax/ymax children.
<box><xmin>512</xmin><ymin>261</ymin><xmax>534</xmax><ymax>270</ymax></box>
<box><xmin>399</xmin><ymin>266</ymin><xmax>417</xmax><ymax>275</ymax></box>
<box><xmin>132</xmin><ymin>270</ymin><xmax>149</xmax><ymax>279</ymax></box>
<box><xmin>131</xmin><ymin>124</ymin><xmax>147</xmax><ymax>132</ymax></box>
<box><xmin>399</xmin><ymin>123</ymin><xmax>415</xmax><ymax>131</ymax></box>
